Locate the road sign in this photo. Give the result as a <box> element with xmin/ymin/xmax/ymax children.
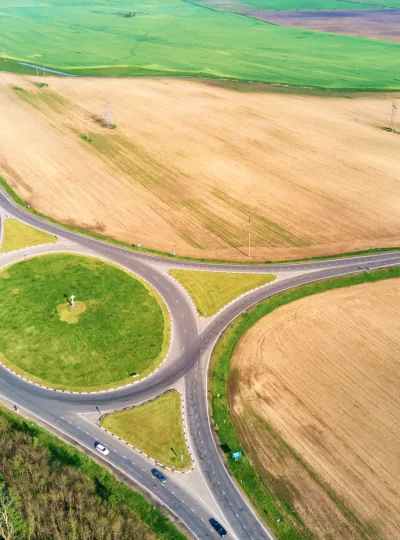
<box><xmin>232</xmin><ymin>451</ymin><xmax>242</xmax><ymax>460</ymax></box>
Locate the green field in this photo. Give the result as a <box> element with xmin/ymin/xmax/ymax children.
<box><xmin>210</xmin><ymin>265</ymin><xmax>400</xmax><ymax>539</ymax></box>
<box><xmin>102</xmin><ymin>391</ymin><xmax>192</xmax><ymax>471</ymax></box>
<box><xmin>169</xmin><ymin>270</ymin><xmax>276</xmax><ymax>316</ymax></box>
<box><xmin>1</xmin><ymin>0</ymin><xmax>399</xmax><ymax>89</ymax></box>
<box><xmin>0</xmin><ymin>254</ymin><xmax>170</xmax><ymax>391</ymax></box>
<box><xmin>0</xmin><ymin>218</ymin><xmax>57</xmax><ymax>253</ymax></box>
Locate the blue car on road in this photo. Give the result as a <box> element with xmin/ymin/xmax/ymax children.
<box><xmin>151</xmin><ymin>468</ymin><xmax>167</xmax><ymax>484</ymax></box>
<box><xmin>209</xmin><ymin>518</ymin><xmax>227</xmax><ymax>537</ymax></box>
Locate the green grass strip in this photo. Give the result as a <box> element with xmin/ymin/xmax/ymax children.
<box><xmin>0</xmin><ymin>176</ymin><xmax>398</xmax><ymax>265</ymax></box>
<box><xmin>0</xmin><ymin>405</ymin><xmax>186</xmax><ymax>539</ymax></box>
<box><xmin>0</xmin><ymin>218</ymin><xmax>57</xmax><ymax>253</ymax></box>
<box><xmin>102</xmin><ymin>391</ymin><xmax>192</xmax><ymax>471</ymax></box>
<box><xmin>169</xmin><ymin>270</ymin><xmax>276</xmax><ymax>316</ymax></box>
<box><xmin>210</xmin><ymin>266</ymin><xmax>400</xmax><ymax>539</ymax></box>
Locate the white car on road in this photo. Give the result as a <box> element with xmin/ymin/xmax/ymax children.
<box><xmin>95</xmin><ymin>442</ymin><xmax>110</xmax><ymax>455</ymax></box>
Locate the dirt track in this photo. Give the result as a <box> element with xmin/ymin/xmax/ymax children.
<box><xmin>0</xmin><ymin>73</ymin><xmax>399</xmax><ymax>260</ymax></box>
<box><xmin>230</xmin><ymin>279</ymin><xmax>400</xmax><ymax>538</ymax></box>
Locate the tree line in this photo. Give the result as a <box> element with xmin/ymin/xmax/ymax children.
<box><xmin>0</xmin><ymin>408</ymin><xmax>183</xmax><ymax>540</ymax></box>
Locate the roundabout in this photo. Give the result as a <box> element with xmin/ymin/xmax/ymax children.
<box><xmin>0</xmin><ymin>187</ymin><xmax>399</xmax><ymax>540</ymax></box>
<box><xmin>0</xmin><ymin>253</ymin><xmax>170</xmax><ymax>392</ymax></box>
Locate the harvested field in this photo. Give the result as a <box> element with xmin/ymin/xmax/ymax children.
<box><xmin>229</xmin><ymin>279</ymin><xmax>400</xmax><ymax>538</ymax></box>
<box><xmin>245</xmin><ymin>9</ymin><xmax>400</xmax><ymax>43</ymax></box>
<box><xmin>0</xmin><ymin>73</ymin><xmax>400</xmax><ymax>261</ymax></box>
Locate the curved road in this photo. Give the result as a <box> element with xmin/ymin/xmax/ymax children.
<box><xmin>0</xmin><ymin>190</ymin><xmax>399</xmax><ymax>539</ymax></box>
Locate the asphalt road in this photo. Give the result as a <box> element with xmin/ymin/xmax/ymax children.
<box><xmin>0</xmin><ymin>189</ymin><xmax>399</xmax><ymax>540</ymax></box>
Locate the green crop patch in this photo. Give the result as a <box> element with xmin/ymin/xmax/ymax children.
<box><xmin>0</xmin><ymin>219</ymin><xmax>57</xmax><ymax>253</ymax></box>
<box><xmin>102</xmin><ymin>391</ymin><xmax>192</xmax><ymax>471</ymax></box>
<box><xmin>0</xmin><ymin>254</ymin><xmax>170</xmax><ymax>391</ymax></box>
<box><xmin>169</xmin><ymin>269</ymin><xmax>276</xmax><ymax>316</ymax></box>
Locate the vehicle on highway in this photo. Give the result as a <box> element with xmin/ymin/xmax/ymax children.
<box><xmin>151</xmin><ymin>468</ymin><xmax>167</xmax><ymax>484</ymax></box>
<box><xmin>209</xmin><ymin>518</ymin><xmax>227</xmax><ymax>537</ymax></box>
<box><xmin>94</xmin><ymin>442</ymin><xmax>110</xmax><ymax>455</ymax></box>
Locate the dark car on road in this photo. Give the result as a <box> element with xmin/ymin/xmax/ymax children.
<box><xmin>209</xmin><ymin>518</ymin><xmax>227</xmax><ymax>537</ymax></box>
<box><xmin>151</xmin><ymin>468</ymin><xmax>167</xmax><ymax>484</ymax></box>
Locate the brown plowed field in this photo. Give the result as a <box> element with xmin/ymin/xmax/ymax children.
<box><xmin>229</xmin><ymin>279</ymin><xmax>400</xmax><ymax>538</ymax></box>
<box><xmin>244</xmin><ymin>10</ymin><xmax>400</xmax><ymax>43</ymax></box>
<box><xmin>0</xmin><ymin>73</ymin><xmax>399</xmax><ymax>261</ymax></box>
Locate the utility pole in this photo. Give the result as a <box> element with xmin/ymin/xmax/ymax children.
<box><xmin>84</xmin><ymin>113</ymin><xmax>89</xmax><ymax>138</ymax></box>
<box><xmin>390</xmin><ymin>100</ymin><xmax>397</xmax><ymax>132</ymax></box>
<box><xmin>246</xmin><ymin>218</ymin><xmax>251</xmax><ymax>258</ymax></box>
<box><xmin>103</xmin><ymin>102</ymin><xmax>112</xmax><ymax>128</ymax></box>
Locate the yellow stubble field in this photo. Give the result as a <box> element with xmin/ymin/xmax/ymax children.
<box><xmin>0</xmin><ymin>72</ymin><xmax>399</xmax><ymax>260</ymax></box>
<box><xmin>229</xmin><ymin>279</ymin><xmax>400</xmax><ymax>538</ymax></box>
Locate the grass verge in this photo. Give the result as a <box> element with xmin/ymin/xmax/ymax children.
<box><xmin>0</xmin><ymin>218</ymin><xmax>57</xmax><ymax>253</ymax></box>
<box><xmin>210</xmin><ymin>266</ymin><xmax>400</xmax><ymax>539</ymax></box>
<box><xmin>0</xmin><ymin>176</ymin><xmax>399</xmax><ymax>265</ymax></box>
<box><xmin>0</xmin><ymin>254</ymin><xmax>170</xmax><ymax>392</ymax></box>
<box><xmin>0</xmin><ymin>404</ymin><xmax>186</xmax><ymax>539</ymax></box>
<box><xmin>101</xmin><ymin>391</ymin><xmax>192</xmax><ymax>471</ymax></box>
<box><xmin>169</xmin><ymin>270</ymin><xmax>276</xmax><ymax>316</ymax></box>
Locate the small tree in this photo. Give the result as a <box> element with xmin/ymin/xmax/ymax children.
<box><xmin>0</xmin><ymin>478</ymin><xmax>27</xmax><ymax>540</ymax></box>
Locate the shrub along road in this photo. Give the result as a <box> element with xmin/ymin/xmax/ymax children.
<box><xmin>0</xmin><ymin>188</ymin><xmax>399</xmax><ymax>539</ymax></box>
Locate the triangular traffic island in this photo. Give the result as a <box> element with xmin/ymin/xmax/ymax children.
<box><xmin>169</xmin><ymin>269</ymin><xmax>276</xmax><ymax>317</ymax></box>
<box><xmin>0</xmin><ymin>218</ymin><xmax>57</xmax><ymax>253</ymax></box>
<box><xmin>101</xmin><ymin>391</ymin><xmax>192</xmax><ymax>471</ymax></box>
